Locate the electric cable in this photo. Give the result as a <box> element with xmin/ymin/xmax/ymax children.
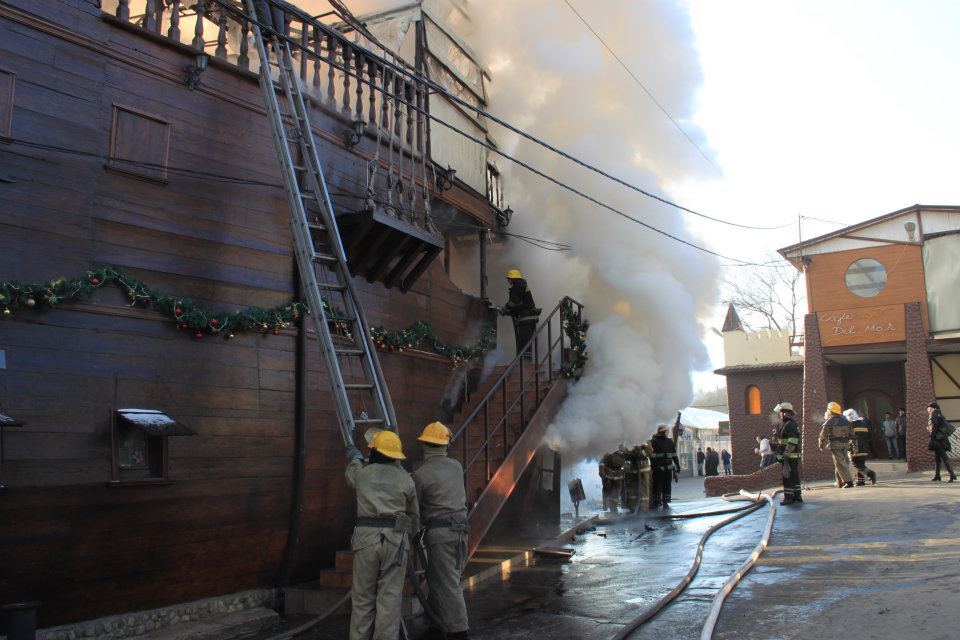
<box><xmin>561</xmin><ymin>0</ymin><xmax>724</xmax><ymax>179</ymax></box>
<box><xmin>208</xmin><ymin>0</ymin><xmax>798</xmax><ymax>262</ymax></box>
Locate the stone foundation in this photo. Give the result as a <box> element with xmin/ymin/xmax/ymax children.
<box><xmin>36</xmin><ymin>590</ymin><xmax>276</xmax><ymax>640</ymax></box>
<box><xmin>704</xmin><ymin>464</ymin><xmax>783</xmax><ymax>497</ymax></box>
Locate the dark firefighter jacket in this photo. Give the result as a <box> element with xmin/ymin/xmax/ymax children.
<box><xmin>851</xmin><ymin>420</ymin><xmax>872</xmax><ymax>458</ymax></box>
<box><xmin>818</xmin><ymin>415</ymin><xmax>852</xmax><ymax>451</ymax></box>
<box><xmin>649</xmin><ymin>434</ymin><xmax>680</xmax><ymax>471</ymax></box>
<box><xmin>774</xmin><ymin>417</ymin><xmax>801</xmax><ymax>460</ymax></box>
<box><xmin>502</xmin><ymin>279</ymin><xmax>540</xmax><ymax>324</ymax></box>
<box><xmin>600</xmin><ymin>451</ymin><xmax>626</xmax><ymax>480</ymax></box>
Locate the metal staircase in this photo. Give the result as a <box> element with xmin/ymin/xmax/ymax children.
<box><xmin>245</xmin><ymin>0</ymin><xmax>396</xmax><ymax>446</ymax></box>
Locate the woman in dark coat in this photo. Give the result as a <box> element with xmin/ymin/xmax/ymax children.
<box><xmin>927</xmin><ymin>402</ymin><xmax>956</xmax><ymax>482</ymax></box>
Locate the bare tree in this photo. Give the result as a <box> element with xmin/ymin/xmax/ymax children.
<box><xmin>723</xmin><ymin>259</ymin><xmax>805</xmax><ymax>336</ymax></box>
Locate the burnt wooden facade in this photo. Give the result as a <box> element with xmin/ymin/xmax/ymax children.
<box><xmin>0</xmin><ymin>0</ymin><xmax>498</xmax><ymax>626</ymax></box>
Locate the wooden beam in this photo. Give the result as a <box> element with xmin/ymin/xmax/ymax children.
<box><xmin>400</xmin><ymin>246</ymin><xmax>441</xmax><ymax>292</ymax></box>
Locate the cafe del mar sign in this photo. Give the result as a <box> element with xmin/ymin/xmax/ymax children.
<box><xmin>818</xmin><ymin>304</ymin><xmax>906</xmax><ymax>347</ymax></box>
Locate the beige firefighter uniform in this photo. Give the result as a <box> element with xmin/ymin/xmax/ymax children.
<box><xmin>818</xmin><ymin>415</ymin><xmax>855</xmax><ymax>486</ymax></box>
<box><xmin>412</xmin><ymin>446</ymin><xmax>470</xmax><ymax>635</ymax></box>
<box><xmin>345</xmin><ymin>458</ymin><xmax>419</xmax><ymax>640</ymax></box>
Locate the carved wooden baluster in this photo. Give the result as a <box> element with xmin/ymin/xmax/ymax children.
<box><xmin>354</xmin><ymin>53</ymin><xmax>364</xmax><ymax>122</ymax></box>
<box><xmin>380</xmin><ymin>67</ymin><xmax>391</xmax><ymax>131</ymax></box>
<box><xmin>326</xmin><ymin>34</ymin><xmax>337</xmax><ymax>107</ymax></box>
<box><xmin>167</xmin><ymin>0</ymin><xmax>181</xmax><ymax>41</ymax></box>
<box><xmin>116</xmin><ymin>0</ymin><xmax>130</xmax><ymax>22</ymax></box>
<box><xmin>192</xmin><ymin>0</ymin><xmax>205</xmax><ymax>50</ymax></box>
<box><xmin>155</xmin><ymin>0</ymin><xmax>165</xmax><ymax>34</ymax></box>
<box><xmin>144</xmin><ymin>0</ymin><xmax>157</xmax><ymax>32</ymax></box>
<box><xmin>312</xmin><ymin>25</ymin><xmax>321</xmax><ymax>89</ymax></box>
<box><xmin>237</xmin><ymin>19</ymin><xmax>250</xmax><ymax>69</ymax></box>
<box><xmin>415</xmin><ymin>79</ymin><xmax>425</xmax><ymax>158</ymax></box>
<box><xmin>299</xmin><ymin>22</ymin><xmax>308</xmax><ymax>82</ymax></box>
<box><xmin>215</xmin><ymin>9</ymin><xmax>228</xmax><ymax>58</ymax></box>
<box><xmin>367</xmin><ymin>60</ymin><xmax>378</xmax><ymax>126</ymax></box>
<box><xmin>393</xmin><ymin>74</ymin><xmax>402</xmax><ymax>139</ymax></box>
<box><xmin>341</xmin><ymin>42</ymin><xmax>352</xmax><ymax>116</ymax></box>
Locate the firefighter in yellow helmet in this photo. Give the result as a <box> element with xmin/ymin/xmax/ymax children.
<box><xmin>818</xmin><ymin>401</ymin><xmax>856</xmax><ymax>488</ymax></box>
<box><xmin>411</xmin><ymin>422</ymin><xmax>471</xmax><ymax>639</ymax></box>
<box><xmin>501</xmin><ymin>268</ymin><xmax>540</xmax><ymax>359</ymax></box>
<box><xmin>344</xmin><ymin>431</ymin><xmax>419</xmax><ymax>640</ymax></box>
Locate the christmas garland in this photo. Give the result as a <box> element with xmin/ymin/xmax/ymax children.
<box><xmin>560</xmin><ymin>297</ymin><xmax>589</xmax><ymax>378</ymax></box>
<box><xmin>0</xmin><ymin>267</ymin><xmax>499</xmax><ymax>365</ymax></box>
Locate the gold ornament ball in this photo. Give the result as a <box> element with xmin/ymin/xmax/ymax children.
<box><xmin>3</xmin><ymin>309</ymin><xmax>10</xmax><ymax>316</ymax></box>
<box><xmin>26</xmin><ymin>298</ymin><xmax>36</xmax><ymax>307</ymax></box>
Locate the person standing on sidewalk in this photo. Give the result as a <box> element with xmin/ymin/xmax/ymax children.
<box><xmin>819</xmin><ymin>402</ymin><xmax>855</xmax><ymax>489</ymax></box>
<box><xmin>696</xmin><ymin>447</ymin><xmax>705</xmax><ymax>476</ymax></box>
<box><xmin>721</xmin><ymin>449</ymin><xmax>732</xmax><ymax>475</ymax></box>
<box><xmin>896</xmin><ymin>407</ymin><xmax>908</xmax><ymax>460</ymax></box>
<box><xmin>773</xmin><ymin>402</ymin><xmax>802</xmax><ymax>505</ymax></box>
<box><xmin>882</xmin><ymin>411</ymin><xmax>901</xmax><ymax>459</ymax></box>
<box><xmin>927</xmin><ymin>402</ymin><xmax>957</xmax><ymax>482</ymax></box>
<box><xmin>756</xmin><ymin>434</ymin><xmax>775</xmax><ymax>468</ymax></box>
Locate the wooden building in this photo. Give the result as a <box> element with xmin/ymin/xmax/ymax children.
<box><xmin>0</xmin><ymin>0</ymin><xmax>574</xmax><ymax>630</ymax></box>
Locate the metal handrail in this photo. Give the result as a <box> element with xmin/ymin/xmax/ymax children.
<box><xmin>451</xmin><ymin>296</ymin><xmax>584</xmax><ymax>492</ymax></box>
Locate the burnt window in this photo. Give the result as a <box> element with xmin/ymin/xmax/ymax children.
<box><xmin>0</xmin><ymin>68</ymin><xmax>14</xmax><ymax>138</ymax></box>
<box><xmin>110</xmin><ymin>409</ymin><xmax>195</xmax><ymax>485</ymax></box>
<box><xmin>106</xmin><ymin>105</ymin><xmax>171</xmax><ymax>183</ymax></box>
<box><xmin>745</xmin><ymin>385</ymin><xmax>762</xmax><ymax>415</ymax></box>
<box><xmin>486</xmin><ymin>163</ymin><xmax>503</xmax><ymax>210</ymax></box>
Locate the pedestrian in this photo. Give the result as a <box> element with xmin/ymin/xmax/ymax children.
<box><xmin>500</xmin><ymin>269</ymin><xmax>540</xmax><ymax>359</ymax></box>
<box><xmin>773</xmin><ymin>402</ymin><xmax>802</xmax><ymax>505</ymax></box>
<box><xmin>845</xmin><ymin>409</ymin><xmax>877</xmax><ymax>486</ymax></box>
<box><xmin>756</xmin><ymin>434</ymin><xmax>774</xmax><ymax>468</ymax></box>
<box><xmin>704</xmin><ymin>446</ymin><xmax>720</xmax><ymax>477</ymax></box>
<box><xmin>896</xmin><ymin>407</ymin><xmax>908</xmax><ymax>460</ymax></box>
<box><xmin>344</xmin><ymin>431</ymin><xmax>419</xmax><ymax>640</ymax></box>
<box><xmin>882</xmin><ymin>411</ymin><xmax>900</xmax><ymax>460</ymax></box>
<box><xmin>818</xmin><ymin>401</ymin><xmax>855</xmax><ymax>489</ymax></box>
<box><xmin>648</xmin><ymin>426</ymin><xmax>680</xmax><ymax>509</ymax></box>
<box><xmin>927</xmin><ymin>402</ymin><xmax>957</xmax><ymax>482</ymax></box>
<box><xmin>721</xmin><ymin>449</ymin><xmax>732</xmax><ymax>475</ymax></box>
<box><xmin>411</xmin><ymin>422</ymin><xmax>471</xmax><ymax>640</ymax></box>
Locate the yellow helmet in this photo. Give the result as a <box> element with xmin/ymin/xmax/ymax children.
<box><xmin>418</xmin><ymin>421</ymin><xmax>451</xmax><ymax>445</ymax></box>
<box><xmin>827</xmin><ymin>401</ymin><xmax>843</xmax><ymax>415</ymax></box>
<box><xmin>370</xmin><ymin>430</ymin><xmax>406</xmax><ymax>460</ymax></box>
<box><xmin>506</xmin><ymin>268</ymin><xmax>522</xmax><ymax>279</ymax></box>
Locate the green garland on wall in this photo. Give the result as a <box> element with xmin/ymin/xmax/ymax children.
<box><xmin>0</xmin><ymin>266</ymin><xmax>500</xmax><ymax>365</ymax></box>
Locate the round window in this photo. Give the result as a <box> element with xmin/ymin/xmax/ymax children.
<box><xmin>845</xmin><ymin>258</ymin><xmax>887</xmax><ymax>298</ymax></box>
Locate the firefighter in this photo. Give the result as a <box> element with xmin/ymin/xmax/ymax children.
<box><xmin>598</xmin><ymin>448</ymin><xmax>626</xmax><ymax>512</ymax></box>
<box><xmin>844</xmin><ymin>409</ymin><xmax>877</xmax><ymax>486</ymax></box>
<box><xmin>500</xmin><ymin>269</ymin><xmax>540</xmax><ymax>359</ymax></box>
<box><xmin>649</xmin><ymin>426</ymin><xmax>680</xmax><ymax>510</ymax></box>
<box><xmin>344</xmin><ymin>431</ymin><xmax>419</xmax><ymax>640</ymax></box>
<box><xmin>773</xmin><ymin>402</ymin><xmax>803</xmax><ymax>505</ymax></box>
<box><xmin>411</xmin><ymin>422</ymin><xmax>471</xmax><ymax>640</ymax></box>
<box><xmin>818</xmin><ymin>402</ymin><xmax>855</xmax><ymax>489</ymax></box>
<box><xmin>622</xmin><ymin>444</ymin><xmax>646</xmax><ymax>512</ymax></box>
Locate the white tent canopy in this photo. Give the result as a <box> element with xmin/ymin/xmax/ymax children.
<box><xmin>678</xmin><ymin>407</ymin><xmax>729</xmax><ymax>432</ymax></box>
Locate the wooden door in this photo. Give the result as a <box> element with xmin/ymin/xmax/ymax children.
<box><xmin>850</xmin><ymin>390</ymin><xmax>896</xmax><ymax>459</ymax></box>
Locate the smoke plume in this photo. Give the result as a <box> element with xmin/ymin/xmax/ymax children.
<box><xmin>472</xmin><ymin>0</ymin><xmax>720</xmax><ymax>460</ymax></box>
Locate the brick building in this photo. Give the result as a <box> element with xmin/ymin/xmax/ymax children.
<box><xmin>714</xmin><ymin>205</ymin><xmax>960</xmax><ymax>491</ymax></box>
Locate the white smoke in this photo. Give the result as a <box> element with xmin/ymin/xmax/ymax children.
<box><xmin>471</xmin><ymin>0</ymin><xmax>721</xmax><ymax>460</ymax></box>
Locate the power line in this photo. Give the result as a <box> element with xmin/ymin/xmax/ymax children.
<box><xmin>562</xmin><ymin>0</ymin><xmax>724</xmax><ymax>179</ymax></box>
<box><xmin>212</xmin><ymin>0</ymin><xmax>795</xmax><ymax>234</ymax></box>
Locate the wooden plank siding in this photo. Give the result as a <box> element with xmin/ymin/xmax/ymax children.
<box><xmin>0</xmin><ymin>0</ymin><xmax>495</xmax><ymax>626</ymax></box>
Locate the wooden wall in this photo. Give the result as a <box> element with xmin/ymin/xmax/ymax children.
<box><xmin>804</xmin><ymin>242</ymin><xmax>929</xmax><ymax>332</ymax></box>
<box><xmin>0</xmin><ymin>0</ymin><xmax>491</xmax><ymax>625</ymax></box>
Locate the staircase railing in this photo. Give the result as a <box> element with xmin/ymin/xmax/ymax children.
<box><xmin>450</xmin><ymin>296</ymin><xmax>585</xmax><ymax>503</ymax></box>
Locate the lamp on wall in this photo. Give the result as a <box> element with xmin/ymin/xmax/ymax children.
<box><xmin>185</xmin><ymin>52</ymin><xmax>211</xmax><ymax>90</ymax></box>
<box><xmin>344</xmin><ymin>118</ymin><xmax>367</xmax><ymax>148</ymax></box>
<box><xmin>904</xmin><ymin>220</ymin><xmax>917</xmax><ymax>242</ymax></box>
<box><xmin>436</xmin><ymin>166</ymin><xmax>457</xmax><ymax>191</ymax></box>
<box><xmin>497</xmin><ymin>206</ymin><xmax>513</xmax><ymax>227</ymax></box>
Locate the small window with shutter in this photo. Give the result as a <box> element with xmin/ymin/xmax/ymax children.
<box><xmin>106</xmin><ymin>104</ymin><xmax>171</xmax><ymax>183</ymax></box>
<box><xmin>0</xmin><ymin>68</ymin><xmax>15</xmax><ymax>138</ymax></box>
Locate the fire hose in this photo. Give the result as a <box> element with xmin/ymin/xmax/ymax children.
<box><xmin>611</xmin><ymin>490</ymin><xmax>780</xmax><ymax>640</ymax></box>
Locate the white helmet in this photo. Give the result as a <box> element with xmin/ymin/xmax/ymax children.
<box><xmin>843</xmin><ymin>408</ymin><xmax>861</xmax><ymax>422</ymax></box>
<box><xmin>774</xmin><ymin>402</ymin><xmax>794</xmax><ymax>412</ymax></box>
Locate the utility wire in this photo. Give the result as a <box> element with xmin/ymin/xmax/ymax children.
<box><xmin>211</xmin><ymin>0</ymin><xmax>795</xmax><ymax>234</ymax></box>
<box><xmin>561</xmin><ymin>0</ymin><xmax>724</xmax><ymax>179</ymax></box>
<box><xmin>213</xmin><ymin>0</ymin><xmax>785</xmax><ymax>265</ymax></box>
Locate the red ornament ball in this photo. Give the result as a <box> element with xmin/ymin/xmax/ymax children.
<box><xmin>273</xmin><ymin>327</ymin><xmax>281</xmax><ymax>335</ymax></box>
<box><xmin>194</xmin><ymin>331</ymin><xmax>204</xmax><ymax>339</ymax></box>
<box><xmin>90</xmin><ymin>277</ymin><xmax>100</xmax><ymax>286</ymax></box>
<box><xmin>179</xmin><ymin>323</ymin><xmax>188</xmax><ymax>331</ymax></box>
<box><xmin>210</xmin><ymin>318</ymin><xmax>219</xmax><ymax>326</ymax></box>
<box><xmin>175</xmin><ymin>307</ymin><xmax>183</xmax><ymax>315</ymax></box>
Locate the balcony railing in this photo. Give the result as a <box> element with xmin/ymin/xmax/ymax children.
<box><xmin>104</xmin><ymin>0</ymin><xmax>434</xmax><ymax>228</ymax></box>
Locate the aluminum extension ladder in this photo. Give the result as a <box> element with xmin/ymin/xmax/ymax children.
<box><xmin>245</xmin><ymin>0</ymin><xmax>398</xmax><ymax>446</ymax></box>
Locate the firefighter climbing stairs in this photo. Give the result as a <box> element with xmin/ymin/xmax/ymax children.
<box><xmin>245</xmin><ymin>0</ymin><xmax>397</xmax><ymax>447</ymax></box>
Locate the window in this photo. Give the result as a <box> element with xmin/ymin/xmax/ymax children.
<box><xmin>110</xmin><ymin>409</ymin><xmax>195</xmax><ymax>485</ymax></box>
<box><xmin>486</xmin><ymin>163</ymin><xmax>503</xmax><ymax>210</ymax></box>
<box><xmin>106</xmin><ymin>104</ymin><xmax>171</xmax><ymax>183</ymax></box>
<box><xmin>746</xmin><ymin>386</ymin><xmax>762</xmax><ymax>415</ymax></box>
<box><xmin>0</xmin><ymin>68</ymin><xmax>14</xmax><ymax>138</ymax></box>
<box><xmin>845</xmin><ymin>258</ymin><xmax>887</xmax><ymax>298</ymax></box>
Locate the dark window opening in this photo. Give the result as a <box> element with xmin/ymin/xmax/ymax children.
<box><xmin>110</xmin><ymin>409</ymin><xmax>194</xmax><ymax>485</ymax></box>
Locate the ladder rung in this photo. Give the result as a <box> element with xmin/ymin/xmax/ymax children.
<box><xmin>355</xmin><ymin>418</ymin><xmax>385</xmax><ymax>425</ymax></box>
<box><xmin>316</xmin><ymin>281</ymin><xmax>345</xmax><ymax>291</ymax></box>
<box><xmin>335</xmin><ymin>348</ymin><xmax>366</xmax><ymax>356</ymax></box>
<box><xmin>301</xmin><ymin>192</ymin><xmax>319</xmax><ymax>201</ymax></box>
<box><xmin>307</xmin><ymin>222</ymin><xmax>327</xmax><ymax>232</ymax></box>
<box><xmin>344</xmin><ymin>383</ymin><xmax>374</xmax><ymax>391</ymax></box>
<box><xmin>314</xmin><ymin>253</ymin><xmax>338</xmax><ymax>264</ymax></box>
